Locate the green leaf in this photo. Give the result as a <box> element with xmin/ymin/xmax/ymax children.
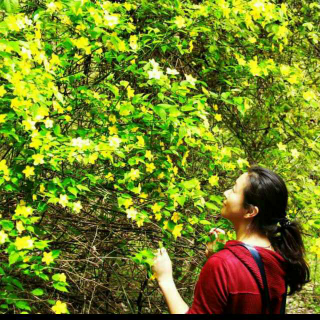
<box><xmin>31</xmin><ymin>288</ymin><xmax>44</xmax><ymax>296</ymax></box>
<box><xmin>177</xmin><ymin>195</ymin><xmax>186</xmax><ymax>207</ymax></box>
<box><xmin>37</xmin><ymin>202</ymin><xmax>48</xmax><ymax>213</ymax></box>
<box><xmin>0</xmin><ymin>22</ymin><xmax>8</xmax><ymax>36</ymax></box>
<box><xmin>15</xmin><ymin>301</ymin><xmax>31</xmax><ymax>311</ymax></box>
<box><xmin>2</xmin><ymin>0</ymin><xmax>20</xmax><ymax>13</ymax></box>
<box><xmin>199</xmin><ymin>220</ymin><xmax>211</xmax><ymax>225</ymax></box>
<box><xmin>153</xmin><ymin>105</ymin><xmax>167</xmax><ymax>121</ymax></box>
<box><xmin>179</xmin><ymin>126</ymin><xmax>187</xmax><ymax>140</ymax></box>
<box><xmin>9</xmin><ymin>252</ymin><xmax>20</xmax><ymax>266</ymax></box>
<box><xmin>53</xmin><ymin>124</ymin><xmax>61</xmax><ymax>136</ymax></box>
<box><xmin>67</xmin><ymin>186</ymin><xmax>78</xmax><ymax>196</ymax></box>
<box><xmin>34</xmin><ymin>241</ymin><xmax>50</xmax><ymax>250</ymax></box>
<box><xmin>53</xmin><ymin>282</ymin><xmax>69</xmax><ymax>292</ymax></box>
<box><xmin>51</xmin><ymin>250</ymin><xmax>61</xmax><ymax>258</ymax></box>
<box><xmin>182</xmin><ymin>179</ymin><xmax>199</xmax><ymax>190</ymax></box>
<box><xmin>205</xmin><ymin>202</ymin><xmax>220</xmax><ymax>210</ymax></box>
<box><xmin>1</xmin><ymin>220</ymin><xmax>14</xmax><ymax>231</ymax></box>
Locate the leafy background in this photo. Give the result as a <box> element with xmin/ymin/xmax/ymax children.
<box><xmin>0</xmin><ymin>0</ymin><xmax>319</xmax><ymax>314</ymax></box>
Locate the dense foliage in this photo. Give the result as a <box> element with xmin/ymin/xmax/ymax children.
<box><xmin>0</xmin><ymin>0</ymin><xmax>319</xmax><ymax>313</ymax></box>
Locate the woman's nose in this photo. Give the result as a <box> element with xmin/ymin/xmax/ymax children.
<box><xmin>224</xmin><ymin>189</ymin><xmax>230</xmax><ymax>198</ymax></box>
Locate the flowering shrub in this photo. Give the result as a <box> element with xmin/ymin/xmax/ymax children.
<box><xmin>0</xmin><ymin>0</ymin><xmax>319</xmax><ymax>314</ymax></box>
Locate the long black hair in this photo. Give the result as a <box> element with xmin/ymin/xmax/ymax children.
<box><xmin>242</xmin><ymin>165</ymin><xmax>310</xmax><ymax>296</ymax></box>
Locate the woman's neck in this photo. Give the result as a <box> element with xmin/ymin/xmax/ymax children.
<box><xmin>235</xmin><ymin>222</ymin><xmax>272</xmax><ymax>248</ymax></box>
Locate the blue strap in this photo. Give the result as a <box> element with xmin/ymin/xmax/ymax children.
<box><xmin>238</xmin><ymin>243</ymin><xmax>271</xmax><ymax>314</ymax></box>
<box><xmin>280</xmin><ymin>279</ymin><xmax>287</xmax><ymax>314</ymax></box>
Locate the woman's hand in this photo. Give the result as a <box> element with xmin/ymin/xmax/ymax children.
<box><xmin>152</xmin><ymin>247</ymin><xmax>173</xmax><ymax>285</ymax></box>
<box><xmin>205</xmin><ymin>228</ymin><xmax>226</xmax><ymax>259</ymax></box>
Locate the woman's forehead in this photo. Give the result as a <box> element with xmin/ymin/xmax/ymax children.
<box><xmin>237</xmin><ymin>172</ymin><xmax>248</xmax><ymax>186</ymax></box>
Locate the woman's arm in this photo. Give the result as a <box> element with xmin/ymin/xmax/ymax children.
<box><xmin>152</xmin><ymin>248</ymin><xmax>189</xmax><ymax>314</ymax></box>
<box><xmin>158</xmin><ymin>279</ymin><xmax>189</xmax><ymax>314</ymax></box>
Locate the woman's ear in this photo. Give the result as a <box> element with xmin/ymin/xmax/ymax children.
<box><xmin>244</xmin><ymin>205</ymin><xmax>259</xmax><ymax>219</ymax></box>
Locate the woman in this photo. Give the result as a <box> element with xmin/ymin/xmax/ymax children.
<box><xmin>152</xmin><ymin>166</ymin><xmax>310</xmax><ymax>314</ymax></box>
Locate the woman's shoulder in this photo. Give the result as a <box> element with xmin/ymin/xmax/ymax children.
<box><xmin>207</xmin><ymin>246</ymin><xmax>241</xmax><ymax>266</ymax></box>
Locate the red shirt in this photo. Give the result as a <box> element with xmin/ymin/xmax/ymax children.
<box><xmin>186</xmin><ymin>240</ymin><xmax>287</xmax><ymax>314</ymax></box>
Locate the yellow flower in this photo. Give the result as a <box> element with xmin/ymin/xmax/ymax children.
<box><xmin>0</xmin><ymin>230</ymin><xmax>8</xmax><ymax>244</ymax></box>
<box><xmin>57</xmin><ymin>273</ymin><xmax>67</xmax><ymax>282</ymax></box>
<box><xmin>185</xmin><ymin>74</ymin><xmax>197</xmax><ymax>86</ymax></box>
<box><xmin>166</xmin><ymin>68</ymin><xmax>179</xmax><ymax>75</ymax></box>
<box><xmin>163</xmin><ymin>220</ymin><xmax>169</xmax><ymax>230</ymax></box>
<box><xmin>235</xmin><ymin>54</ymin><xmax>246</xmax><ymax>66</ymax></box>
<box><xmin>139</xmin><ymin>192</ymin><xmax>148</xmax><ymax>199</ymax></box>
<box><xmin>16</xmin><ymin>221</ymin><xmax>25</xmax><ymax>234</ymax></box>
<box><xmin>148</xmin><ymin>69</ymin><xmax>163</xmax><ymax>80</ymax></box>
<box><xmin>127</xmin><ymin>86</ymin><xmax>135</xmax><ymax>99</ymax></box>
<box><xmin>136</xmin><ymin>217</ymin><xmax>144</xmax><ymax>227</ymax></box>
<box><xmin>40</xmin><ymin>184</ymin><xmax>45</xmax><ymax>193</ymax></box>
<box><xmin>15</xmin><ymin>204</ymin><xmax>33</xmax><ymax>217</ymax></box>
<box><xmin>280</xmin><ymin>64</ymin><xmax>291</xmax><ymax>76</ymax></box>
<box><xmin>151</xmin><ymin>203</ymin><xmax>162</xmax><ymax>214</ymax></box>
<box><xmin>0</xmin><ymin>114</ymin><xmax>6</xmax><ymax>124</ymax></box>
<box><xmin>30</xmin><ymin>138</ymin><xmax>42</xmax><ymax>149</ymax></box>
<box><xmin>0</xmin><ymin>86</ymin><xmax>6</xmax><ymax>97</ymax></box>
<box><xmin>72</xmin><ymin>201</ymin><xmax>82</xmax><ymax>213</ymax></box>
<box><xmin>42</xmin><ymin>251</ymin><xmax>54</xmax><ymax>265</ymax></box>
<box><xmin>104</xmin><ymin>14</ymin><xmax>119</xmax><ymax>28</ymax></box>
<box><xmin>248</xmin><ymin>56</ymin><xmax>261</xmax><ymax>76</ymax></box>
<box><xmin>23</xmin><ymin>119</ymin><xmax>36</xmax><ymax>131</ymax></box>
<box><xmin>291</xmin><ymin>149</ymin><xmax>300</xmax><ymax>159</ymax></box>
<box><xmin>155</xmin><ymin>212</ymin><xmax>162</xmax><ymax>221</ymax></box>
<box><xmin>171</xmin><ymin>212</ymin><xmax>179</xmax><ymax>223</ymax></box>
<box><xmin>172</xmin><ymin>224</ymin><xmax>183</xmax><ymax>239</ymax></box>
<box><xmin>32</xmin><ymin>154</ymin><xmax>44</xmax><ymax>165</ymax></box>
<box><xmin>158</xmin><ymin>172</ymin><xmax>165</xmax><ymax>179</ymax></box>
<box><xmin>73</xmin><ymin>37</ymin><xmax>89</xmax><ymax>50</ymax></box>
<box><xmin>59</xmin><ymin>194</ymin><xmax>68</xmax><ymax>207</ymax></box>
<box><xmin>128</xmin><ymin>168</ymin><xmax>140</xmax><ymax>181</ymax></box>
<box><xmin>174</xmin><ymin>16</ymin><xmax>186</xmax><ymax>28</ymax></box>
<box><xmin>146</xmin><ymin>163</ymin><xmax>156</xmax><ymax>173</ymax></box>
<box><xmin>145</xmin><ymin>150</ymin><xmax>153</xmax><ymax>161</ymax></box>
<box><xmin>209</xmin><ymin>175</ymin><xmax>219</xmax><ymax>186</ymax></box>
<box><xmin>105</xmin><ymin>172</ymin><xmax>114</xmax><ymax>181</ymax></box>
<box><xmin>15</xmin><ymin>236</ymin><xmax>34</xmax><ymax>250</ymax></box>
<box><xmin>287</xmin><ymin>74</ymin><xmax>298</xmax><ymax>84</ymax></box>
<box><xmin>52</xmin><ymin>300</ymin><xmax>68</xmax><ymax>314</ymax></box>
<box><xmin>88</xmin><ymin>153</ymin><xmax>98</xmax><ymax>164</ymax></box>
<box><xmin>303</xmin><ymin>90</ymin><xmax>316</xmax><ymax>101</ymax></box>
<box><xmin>123</xmin><ymin>198</ymin><xmax>133</xmax><ymax>209</ymax></box>
<box><xmin>126</xmin><ymin>207</ymin><xmax>138</xmax><ymax>220</ymax></box>
<box><xmin>277</xmin><ymin>142</ymin><xmax>287</xmax><ymax>151</ymax></box>
<box><xmin>215</xmin><ymin>114</ymin><xmax>222</xmax><ymax>122</ymax></box>
<box><xmin>23</xmin><ymin>166</ymin><xmax>35</xmax><ymax>178</ymax></box>
<box><xmin>248</xmin><ymin>37</ymin><xmax>257</xmax><ymax>43</ymax></box>
<box><xmin>0</xmin><ymin>159</ymin><xmax>9</xmax><ymax>175</ymax></box>
<box><xmin>109</xmin><ymin>114</ymin><xmax>117</xmax><ymax>124</ymax></box>
<box><xmin>129</xmin><ymin>35</ymin><xmax>138</xmax><ymax>50</ymax></box>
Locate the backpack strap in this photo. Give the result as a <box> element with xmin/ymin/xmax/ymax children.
<box><xmin>280</xmin><ymin>279</ymin><xmax>287</xmax><ymax>314</ymax></box>
<box><xmin>238</xmin><ymin>243</ymin><xmax>271</xmax><ymax>314</ymax></box>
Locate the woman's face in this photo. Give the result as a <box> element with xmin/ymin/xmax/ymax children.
<box><xmin>221</xmin><ymin>172</ymin><xmax>249</xmax><ymax>224</ymax></box>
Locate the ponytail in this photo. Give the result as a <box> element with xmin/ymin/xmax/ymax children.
<box><xmin>243</xmin><ymin>166</ymin><xmax>311</xmax><ymax>296</ymax></box>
